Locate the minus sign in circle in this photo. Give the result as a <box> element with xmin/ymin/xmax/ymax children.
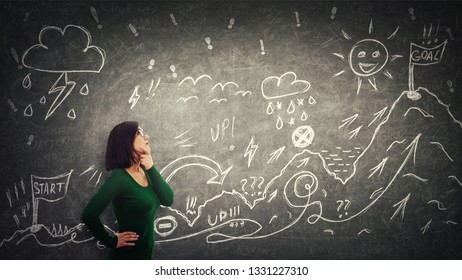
<box><xmin>158</xmin><ymin>223</ymin><xmax>172</xmax><ymax>229</ymax></box>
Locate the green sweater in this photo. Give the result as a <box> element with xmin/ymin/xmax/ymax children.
<box><xmin>81</xmin><ymin>166</ymin><xmax>174</xmax><ymax>259</ymax></box>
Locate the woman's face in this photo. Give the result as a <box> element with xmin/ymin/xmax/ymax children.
<box><xmin>133</xmin><ymin>127</ymin><xmax>150</xmax><ymax>155</ymax></box>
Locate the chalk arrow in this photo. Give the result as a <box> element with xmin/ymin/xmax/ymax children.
<box><xmin>297</xmin><ymin>156</ymin><xmax>311</xmax><ymax>168</ymax></box>
<box><xmin>348</xmin><ymin>126</ymin><xmax>362</xmax><ymax>139</ymax></box>
<box><xmin>402</xmin><ymin>133</ymin><xmax>421</xmax><ymax>166</ymax></box>
<box><xmin>160</xmin><ymin>155</ymin><xmax>233</xmax><ymax>185</ymax></box>
<box><xmin>368</xmin><ymin>157</ymin><xmax>389</xmax><ymax>178</ymax></box>
<box><xmin>267</xmin><ymin>189</ymin><xmax>278</xmax><ymax>203</ymax></box>
<box><xmin>390</xmin><ymin>193</ymin><xmax>410</xmax><ymax>221</ymax></box>
<box><xmin>339</xmin><ymin>114</ymin><xmax>358</xmax><ymax>129</ymax></box>
<box><xmin>267</xmin><ymin>146</ymin><xmax>286</xmax><ymax>164</ymax></box>
<box><xmin>368</xmin><ymin>106</ymin><xmax>388</xmax><ymax>127</ymax></box>
<box><xmin>420</xmin><ymin>219</ymin><xmax>432</xmax><ymax>234</ymax></box>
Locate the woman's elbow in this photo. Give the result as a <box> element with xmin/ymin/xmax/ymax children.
<box><xmin>162</xmin><ymin>196</ymin><xmax>174</xmax><ymax>207</ymax></box>
<box><xmin>81</xmin><ymin>207</ymin><xmax>92</xmax><ymax>224</ymax></box>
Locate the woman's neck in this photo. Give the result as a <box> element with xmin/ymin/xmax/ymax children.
<box><xmin>126</xmin><ymin>162</ymin><xmax>142</xmax><ymax>173</ymax></box>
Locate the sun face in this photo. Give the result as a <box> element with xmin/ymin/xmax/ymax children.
<box><xmin>349</xmin><ymin>39</ymin><xmax>389</xmax><ymax>77</ymax></box>
<box><xmin>333</xmin><ymin>19</ymin><xmax>402</xmax><ymax>94</ymax></box>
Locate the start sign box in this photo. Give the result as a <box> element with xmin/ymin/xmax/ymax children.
<box><xmin>31</xmin><ymin>170</ymin><xmax>73</xmax><ymax>202</ymax></box>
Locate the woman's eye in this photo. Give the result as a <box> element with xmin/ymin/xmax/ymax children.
<box><xmin>357</xmin><ymin>51</ymin><xmax>366</xmax><ymax>58</ymax></box>
<box><xmin>372</xmin><ymin>51</ymin><xmax>381</xmax><ymax>58</ymax></box>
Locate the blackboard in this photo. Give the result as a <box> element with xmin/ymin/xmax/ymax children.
<box><xmin>1</xmin><ymin>0</ymin><xmax>462</xmax><ymax>260</ymax></box>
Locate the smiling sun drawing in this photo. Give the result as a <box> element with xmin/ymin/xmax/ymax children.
<box><xmin>333</xmin><ymin>19</ymin><xmax>403</xmax><ymax>94</ymax></box>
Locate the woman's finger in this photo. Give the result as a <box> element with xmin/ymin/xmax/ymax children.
<box><xmin>121</xmin><ymin>233</ymin><xmax>138</xmax><ymax>239</ymax></box>
<box><xmin>139</xmin><ymin>145</ymin><xmax>151</xmax><ymax>154</ymax></box>
<box><xmin>116</xmin><ymin>232</ymin><xmax>138</xmax><ymax>248</ymax></box>
<box><xmin>120</xmin><ymin>231</ymin><xmax>138</xmax><ymax>236</ymax></box>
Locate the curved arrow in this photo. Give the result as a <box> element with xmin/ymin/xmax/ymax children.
<box><xmin>160</xmin><ymin>155</ymin><xmax>233</xmax><ymax>185</ymax></box>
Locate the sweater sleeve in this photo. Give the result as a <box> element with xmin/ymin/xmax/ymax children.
<box><xmin>81</xmin><ymin>172</ymin><xmax>120</xmax><ymax>248</ymax></box>
<box><xmin>146</xmin><ymin>165</ymin><xmax>174</xmax><ymax>206</ymax></box>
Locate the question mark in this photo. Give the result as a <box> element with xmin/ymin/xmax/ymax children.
<box><xmin>336</xmin><ymin>200</ymin><xmax>344</xmax><ymax>218</ymax></box>
<box><xmin>344</xmin><ymin>200</ymin><xmax>351</xmax><ymax>216</ymax></box>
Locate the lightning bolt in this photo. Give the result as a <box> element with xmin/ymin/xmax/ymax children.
<box><xmin>244</xmin><ymin>136</ymin><xmax>258</xmax><ymax>168</ymax></box>
<box><xmin>46</xmin><ymin>72</ymin><xmax>76</xmax><ymax>120</ymax></box>
<box><xmin>129</xmin><ymin>85</ymin><xmax>141</xmax><ymax>109</ymax></box>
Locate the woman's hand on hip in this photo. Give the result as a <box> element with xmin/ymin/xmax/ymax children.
<box><xmin>115</xmin><ymin>231</ymin><xmax>139</xmax><ymax>248</ymax></box>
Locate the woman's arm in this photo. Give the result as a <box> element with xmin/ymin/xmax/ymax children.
<box><xmin>81</xmin><ymin>173</ymin><xmax>120</xmax><ymax>248</ymax></box>
<box><xmin>139</xmin><ymin>147</ymin><xmax>174</xmax><ymax>207</ymax></box>
<box><xmin>146</xmin><ymin>165</ymin><xmax>174</xmax><ymax>207</ymax></box>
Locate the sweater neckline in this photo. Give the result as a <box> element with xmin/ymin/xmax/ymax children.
<box><xmin>123</xmin><ymin>168</ymin><xmax>150</xmax><ymax>188</ymax></box>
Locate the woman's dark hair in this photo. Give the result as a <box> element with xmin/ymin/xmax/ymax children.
<box><xmin>105</xmin><ymin>121</ymin><xmax>138</xmax><ymax>171</ymax></box>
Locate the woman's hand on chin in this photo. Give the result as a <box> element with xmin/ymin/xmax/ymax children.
<box><xmin>139</xmin><ymin>146</ymin><xmax>153</xmax><ymax>170</ymax></box>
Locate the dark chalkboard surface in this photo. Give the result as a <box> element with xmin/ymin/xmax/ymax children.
<box><xmin>1</xmin><ymin>0</ymin><xmax>462</xmax><ymax>259</ymax></box>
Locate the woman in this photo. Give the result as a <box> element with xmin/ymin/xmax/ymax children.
<box><xmin>82</xmin><ymin>121</ymin><xmax>174</xmax><ymax>259</ymax></box>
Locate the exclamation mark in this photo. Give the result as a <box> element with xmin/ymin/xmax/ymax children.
<box><xmin>331</xmin><ymin>7</ymin><xmax>337</xmax><ymax>20</ymax></box>
<box><xmin>128</xmin><ymin>23</ymin><xmax>139</xmax><ymax>36</ymax></box>
<box><xmin>170</xmin><ymin>13</ymin><xmax>178</xmax><ymax>26</ymax></box>
<box><xmin>10</xmin><ymin>48</ymin><xmax>23</xmax><ymax>69</ymax></box>
<box><xmin>23</xmin><ymin>12</ymin><xmax>30</xmax><ymax>21</ymax></box>
<box><xmin>27</xmin><ymin>135</ymin><xmax>34</xmax><ymax>145</ymax></box>
<box><xmin>170</xmin><ymin>65</ymin><xmax>177</xmax><ymax>78</ymax></box>
<box><xmin>260</xmin><ymin>39</ymin><xmax>265</xmax><ymax>55</ymax></box>
<box><xmin>295</xmin><ymin>11</ymin><xmax>301</xmax><ymax>27</ymax></box>
<box><xmin>409</xmin><ymin>8</ymin><xmax>416</xmax><ymax>20</ymax></box>
<box><xmin>91</xmin><ymin>7</ymin><xmax>103</xmax><ymax>29</ymax></box>
<box><xmin>7</xmin><ymin>99</ymin><xmax>18</xmax><ymax>112</ymax></box>
<box><xmin>205</xmin><ymin>37</ymin><xmax>213</xmax><ymax>50</ymax></box>
<box><xmin>228</xmin><ymin>18</ymin><xmax>235</xmax><ymax>29</ymax></box>
<box><xmin>447</xmin><ymin>80</ymin><xmax>455</xmax><ymax>93</ymax></box>
<box><xmin>446</xmin><ymin>28</ymin><xmax>455</xmax><ymax>40</ymax></box>
<box><xmin>148</xmin><ymin>59</ymin><xmax>155</xmax><ymax>70</ymax></box>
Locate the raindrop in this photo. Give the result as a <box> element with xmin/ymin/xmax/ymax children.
<box><xmin>22</xmin><ymin>73</ymin><xmax>32</xmax><ymax>90</ymax></box>
<box><xmin>24</xmin><ymin>104</ymin><xmax>33</xmax><ymax>117</ymax></box>
<box><xmin>287</xmin><ymin>100</ymin><xmax>296</xmax><ymax>114</ymax></box>
<box><xmin>67</xmin><ymin>109</ymin><xmax>76</xmax><ymax>120</ymax></box>
<box><xmin>276</xmin><ymin>116</ymin><xmax>284</xmax><ymax>130</ymax></box>
<box><xmin>266</xmin><ymin>102</ymin><xmax>275</xmax><ymax>115</ymax></box>
<box><xmin>80</xmin><ymin>83</ymin><xmax>89</xmax><ymax>95</ymax></box>
<box><xmin>308</xmin><ymin>96</ymin><xmax>316</xmax><ymax>105</ymax></box>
